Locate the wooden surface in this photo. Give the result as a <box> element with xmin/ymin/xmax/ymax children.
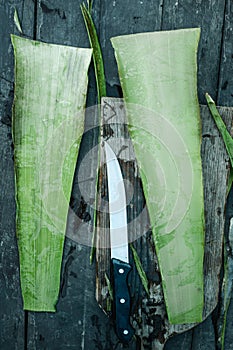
<box><xmin>96</xmin><ymin>98</ymin><xmax>233</xmax><ymax>349</ymax></box>
<box><xmin>0</xmin><ymin>0</ymin><xmax>233</xmax><ymax>349</ymax></box>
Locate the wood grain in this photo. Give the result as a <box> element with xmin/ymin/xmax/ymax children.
<box><xmin>96</xmin><ymin>97</ymin><xmax>233</xmax><ymax>348</ymax></box>
<box><xmin>0</xmin><ymin>0</ymin><xmax>233</xmax><ymax>349</ymax></box>
<box><xmin>217</xmin><ymin>0</ymin><xmax>233</xmax><ymax>107</ymax></box>
<box><xmin>0</xmin><ymin>1</ymin><xmax>34</xmax><ymax>348</ymax></box>
<box><xmin>161</xmin><ymin>0</ymin><xmax>226</xmax><ymax>104</ymax></box>
<box><xmin>99</xmin><ymin>0</ymin><xmax>164</xmax><ymax>96</ymax></box>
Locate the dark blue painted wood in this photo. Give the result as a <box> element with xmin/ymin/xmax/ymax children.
<box><xmin>217</xmin><ymin>0</ymin><xmax>233</xmax><ymax>106</ymax></box>
<box><xmin>0</xmin><ymin>1</ymin><xmax>34</xmax><ymax>349</ymax></box>
<box><xmin>161</xmin><ymin>0</ymin><xmax>226</xmax><ymax>104</ymax></box>
<box><xmin>1</xmin><ymin>0</ymin><xmax>233</xmax><ymax>349</ymax></box>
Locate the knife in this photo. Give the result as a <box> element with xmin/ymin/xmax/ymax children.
<box><xmin>104</xmin><ymin>141</ymin><xmax>134</xmax><ymax>343</ymax></box>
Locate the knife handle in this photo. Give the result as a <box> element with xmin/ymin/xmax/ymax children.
<box><xmin>112</xmin><ymin>258</ymin><xmax>134</xmax><ymax>343</ymax></box>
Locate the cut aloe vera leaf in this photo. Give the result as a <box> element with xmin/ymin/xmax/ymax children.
<box><xmin>111</xmin><ymin>28</ymin><xmax>205</xmax><ymax>324</ymax></box>
<box><xmin>11</xmin><ymin>35</ymin><xmax>92</xmax><ymax>312</ymax></box>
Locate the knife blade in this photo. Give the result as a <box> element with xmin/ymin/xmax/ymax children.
<box><xmin>104</xmin><ymin>141</ymin><xmax>134</xmax><ymax>343</ymax></box>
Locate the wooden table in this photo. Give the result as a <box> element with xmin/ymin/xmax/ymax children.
<box><xmin>0</xmin><ymin>1</ymin><xmax>232</xmax><ymax>349</ymax></box>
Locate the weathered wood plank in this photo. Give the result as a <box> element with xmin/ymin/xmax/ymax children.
<box><xmin>224</xmin><ymin>201</ymin><xmax>233</xmax><ymax>349</ymax></box>
<box><xmin>36</xmin><ymin>0</ymin><xmax>87</xmax><ymax>46</ymax></box>
<box><xmin>96</xmin><ymin>98</ymin><xmax>232</xmax><ymax>348</ymax></box>
<box><xmin>202</xmin><ymin>0</ymin><xmax>233</xmax><ymax>349</ymax></box>
<box><xmin>0</xmin><ymin>1</ymin><xmax>35</xmax><ymax>122</ymax></box>
<box><xmin>27</xmin><ymin>241</ymin><xmax>120</xmax><ymax>349</ymax></box>
<box><xmin>164</xmin><ymin>329</ymin><xmax>192</xmax><ymax>350</ymax></box>
<box><xmin>26</xmin><ymin>1</ymin><xmax>110</xmax><ymax>348</ymax></box>
<box><xmin>0</xmin><ymin>123</ymin><xmax>24</xmax><ymax>350</ymax></box>
<box><xmin>217</xmin><ymin>187</ymin><xmax>233</xmax><ymax>349</ymax></box>
<box><xmin>99</xmin><ymin>0</ymin><xmax>163</xmax><ymax>96</ymax></box>
<box><xmin>166</xmin><ymin>317</ymin><xmax>216</xmax><ymax>350</ymax></box>
<box><xmin>201</xmin><ymin>106</ymin><xmax>232</xmax><ymax>317</ymax></box>
<box><xmin>36</xmin><ymin>0</ymin><xmax>99</xmax><ymax>107</ymax></box>
<box><xmin>217</xmin><ymin>0</ymin><xmax>233</xmax><ymax>106</ymax></box>
<box><xmin>0</xmin><ymin>1</ymin><xmax>34</xmax><ymax>349</ymax></box>
<box><xmin>1</xmin><ymin>0</ymin><xmax>232</xmax><ymax>349</ymax></box>
<box><xmin>97</xmin><ymin>4</ymin><xmax>232</xmax><ymax>348</ymax></box>
<box><xmin>224</xmin><ymin>295</ymin><xmax>233</xmax><ymax>350</ymax></box>
<box><xmin>191</xmin><ymin>316</ymin><xmax>216</xmax><ymax>350</ymax></box>
<box><xmin>161</xmin><ymin>0</ymin><xmax>226</xmax><ymax>104</ymax></box>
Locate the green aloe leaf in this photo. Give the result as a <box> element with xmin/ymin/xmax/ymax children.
<box><xmin>205</xmin><ymin>93</ymin><xmax>233</xmax><ymax>196</ymax></box>
<box><xmin>130</xmin><ymin>244</ymin><xmax>149</xmax><ymax>295</ymax></box>
<box><xmin>80</xmin><ymin>2</ymin><xmax>107</xmax><ymax>264</ymax></box>
<box><xmin>104</xmin><ymin>272</ymin><xmax>113</xmax><ymax>301</ymax></box>
<box><xmin>111</xmin><ymin>28</ymin><xmax>205</xmax><ymax>324</ymax></box>
<box><xmin>11</xmin><ymin>35</ymin><xmax>92</xmax><ymax>311</ymax></box>
<box><xmin>14</xmin><ymin>8</ymin><xmax>23</xmax><ymax>34</ymax></box>
<box><xmin>206</xmin><ymin>93</ymin><xmax>233</xmax><ymax>168</ymax></box>
<box><xmin>80</xmin><ymin>2</ymin><xmax>106</xmax><ymax>105</ymax></box>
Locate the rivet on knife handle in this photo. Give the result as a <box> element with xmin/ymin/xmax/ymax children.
<box><xmin>112</xmin><ymin>258</ymin><xmax>134</xmax><ymax>343</ymax></box>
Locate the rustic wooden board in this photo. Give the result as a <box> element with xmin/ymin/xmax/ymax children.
<box><xmin>25</xmin><ymin>1</ymin><xmax>108</xmax><ymax>349</ymax></box>
<box><xmin>217</xmin><ymin>184</ymin><xmax>233</xmax><ymax>348</ymax></box>
<box><xmin>0</xmin><ymin>1</ymin><xmax>34</xmax><ymax>349</ymax></box>
<box><xmin>161</xmin><ymin>0</ymin><xmax>226</xmax><ymax>104</ymax></box>
<box><xmin>95</xmin><ymin>97</ymin><xmax>233</xmax><ymax>348</ymax></box>
<box><xmin>100</xmin><ymin>0</ymin><xmax>226</xmax><ymax>105</ymax></box>
<box><xmin>0</xmin><ymin>0</ymin><xmax>34</xmax><ymax>147</ymax></box>
<box><xmin>224</xmin><ymin>296</ymin><xmax>233</xmax><ymax>350</ymax></box>
<box><xmin>0</xmin><ymin>124</ymin><xmax>25</xmax><ymax>349</ymax></box>
<box><xmin>100</xmin><ymin>0</ymin><xmax>164</xmax><ymax>96</ymax></box>
<box><xmin>212</xmin><ymin>0</ymin><xmax>233</xmax><ymax>333</ymax></box>
<box><xmin>163</xmin><ymin>0</ymin><xmax>226</xmax><ymax>105</ymax></box>
<box><xmin>0</xmin><ymin>0</ymin><xmax>233</xmax><ymax>349</ymax></box>
<box><xmin>165</xmin><ymin>315</ymin><xmax>216</xmax><ymax>350</ymax></box>
<box><xmin>217</xmin><ymin>0</ymin><xmax>233</xmax><ymax>107</ymax></box>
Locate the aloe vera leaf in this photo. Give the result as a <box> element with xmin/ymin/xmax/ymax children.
<box><xmin>87</xmin><ymin>0</ymin><xmax>93</xmax><ymax>12</ymax></box>
<box><xmin>227</xmin><ymin>169</ymin><xmax>233</xmax><ymax>196</ymax></box>
<box><xmin>11</xmin><ymin>35</ymin><xmax>92</xmax><ymax>312</ymax></box>
<box><xmin>104</xmin><ymin>272</ymin><xmax>113</xmax><ymax>301</ymax></box>
<box><xmin>130</xmin><ymin>244</ymin><xmax>149</xmax><ymax>295</ymax></box>
<box><xmin>206</xmin><ymin>93</ymin><xmax>233</xmax><ymax>168</ymax></box>
<box><xmin>14</xmin><ymin>8</ymin><xmax>23</xmax><ymax>34</ymax></box>
<box><xmin>81</xmin><ymin>2</ymin><xmax>107</xmax><ymax>264</ymax></box>
<box><xmin>80</xmin><ymin>3</ymin><xmax>106</xmax><ymax>105</ymax></box>
<box><xmin>111</xmin><ymin>28</ymin><xmax>205</xmax><ymax>324</ymax></box>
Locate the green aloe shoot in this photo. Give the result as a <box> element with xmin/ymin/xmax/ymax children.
<box><xmin>205</xmin><ymin>93</ymin><xmax>233</xmax><ymax>194</ymax></box>
<box><xmin>206</xmin><ymin>93</ymin><xmax>233</xmax><ymax>168</ymax></box>
<box><xmin>81</xmin><ymin>1</ymin><xmax>107</xmax><ymax>264</ymax></box>
<box><xmin>130</xmin><ymin>244</ymin><xmax>149</xmax><ymax>295</ymax></box>
<box><xmin>80</xmin><ymin>2</ymin><xmax>106</xmax><ymax>104</ymax></box>
<box><xmin>14</xmin><ymin>8</ymin><xmax>23</xmax><ymax>34</ymax></box>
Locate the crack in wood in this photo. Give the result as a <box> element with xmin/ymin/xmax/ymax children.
<box><xmin>40</xmin><ymin>1</ymin><xmax>66</xmax><ymax>20</ymax></box>
<box><xmin>217</xmin><ymin>0</ymin><xmax>228</xmax><ymax>105</ymax></box>
<box><xmin>0</xmin><ymin>76</ymin><xmax>13</xmax><ymax>85</ymax></box>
